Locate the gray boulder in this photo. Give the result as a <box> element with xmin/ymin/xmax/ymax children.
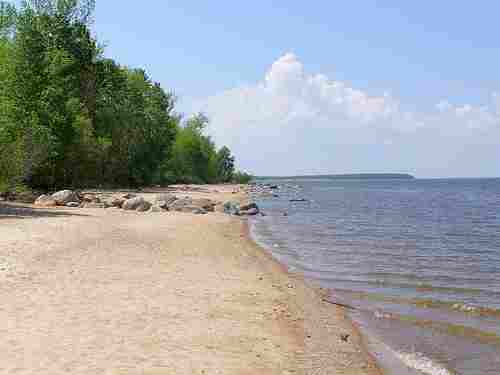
<box><xmin>82</xmin><ymin>194</ymin><xmax>100</xmax><ymax>203</ymax></box>
<box><xmin>169</xmin><ymin>197</ymin><xmax>193</xmax><ymax>211</ymax></box>
<box><xmin>223</xmin><ymin>201</ymin><xmax>241</xmax><ymax>216</ymax></box>
<box><xmin>122</xmin><ymin>196</ymin><xmax>146</xmax><ymax>211</ymax></box>
<box><xmin>136</xmin><ymin>200</ymin><xmax>152</xmax><ymax>212</ymax></box>
<box><xmin>35</xmin><ymin>195</ymin><xmax>57</xmax><ymax>207</ymax></box>
<box><xmin>241</xmin><ymin>207</ymin><xmax>259</xmax><ymax>216</ymax></box>
<box><xmin>107</xmin><ymin>195</ymin><xmax>127</xmax><ymax>208</ymax></box>
<box><xmin>156</xmin><ymin>193</ymin><xmax>178</xmax><ymax>209</ymax></box>
<box><xmin>240</xmin><ymin>202</ymin><xmax>259</xmax><ymax>212</ymax></box>
<box><xmin>15</xmin><ymin>191</ymin><xmax>38</xmax><ymax>204</ymax></box>
<box><xmin>52</xmin><ymin>190</ymin><xmax>79</xmax><ymax>206</ymax></box>
<box><xmin>192</xmin><ymin>198</ymin><xmax>216</xmax><ymax>212</ymax></box>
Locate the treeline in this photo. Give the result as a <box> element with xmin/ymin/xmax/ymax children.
<box><xmin>0</xmin><ymin>0</ymin><xmax>251</xmax><ymax>191</ymax></box>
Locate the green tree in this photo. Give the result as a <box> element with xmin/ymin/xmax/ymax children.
<box><xmin>93</xmin><ymin>63</ymin><xmax>177</xmax><ymax>186</ymax></box>
<box><xmin>0</xmin><ymin>0</ymin><xmax>99</xmax><ymax>188</ymax></box>
<box><xmin>0</xmin><ymin>1</ymin><xmax>16</xmax><ymax>38</ymax></box>
<box><xmin>215</xmin><ymin>146</ymin><xmax>235</xmax><ymax>183</ymax></box>
<box><xmin>0</xmin><ymin>0</ymin><xmax>245</xmax><ymax>191</ymax></box>
<box><xmin>232</xmin><ymin>171</ymin><xmax>253</xmax><ymax>184</ymax></box>
<box><xmin>167</xmin><ymin>113</ymin><xmax>218</xmax><ymax>184</ymax></box>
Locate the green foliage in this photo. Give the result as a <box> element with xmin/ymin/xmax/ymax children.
<box><xmin>0</xmin><ymin>1</ymin><xmax>248</xmax><ymax>190</ymax></box>
<box><xmin>0</xmin><ymin>1</ymin><xmax>16</xmax><ymax>38</ymax></box>
<box><xmin>215</xmin><ymin>146</ymin><xmax>235</xmax><ymax>183</ymax></box>
<box><xmin>163</xmin><ymin>114</ymin><xmax>241</xmax><ymax>185</ymax></box>
<box><xmin>167</xmin><ymin>113</ymin><xmax>213</xmax><ymax>184</ymax></box>
<box><xmin>232</xmin><ymin>171</ymin><xmax>253</xmax><ymax>184</ymax></box>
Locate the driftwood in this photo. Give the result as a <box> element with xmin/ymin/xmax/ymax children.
<box><xmin>322</xmin><ymin>299</ymin><xmax>356</xmax><ymax>310</ymax></box>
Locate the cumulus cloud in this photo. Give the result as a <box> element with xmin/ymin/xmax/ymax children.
<box><xmin>188</xmin><ymin>53</ymin><xmax>500</xmax><ymax>177</ymax></box>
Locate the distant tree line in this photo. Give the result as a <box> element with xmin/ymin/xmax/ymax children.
<box><xmin>0</xmin><ymin>0</ymin><xmax>251</xmax><ymax>191</ymax></box>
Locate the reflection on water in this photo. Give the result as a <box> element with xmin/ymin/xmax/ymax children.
<box><xmin>250</xmin><ymin>178</ymin><xmax>500</xmax><ymax>375</ymax></box>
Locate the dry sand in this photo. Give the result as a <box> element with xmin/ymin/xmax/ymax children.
<box><xmin>0</xmin><ymin>186</ymin><xmax>381</xmax><ymax>374</ymax></box>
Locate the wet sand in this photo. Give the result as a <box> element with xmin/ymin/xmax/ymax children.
<box><xmin>0</xmin><ymin>186</ymin><xmax>381</xmax><ymax>374</ymax></box>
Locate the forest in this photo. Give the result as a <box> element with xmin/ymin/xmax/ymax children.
<box><xmin>0</xmin><ymin>0</ymin><xmax>251</xmax><ymax>192</ymax></box>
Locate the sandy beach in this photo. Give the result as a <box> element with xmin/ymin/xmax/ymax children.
<box><xmin>0</xmin><ymin>185</ymin><xmax>381</xmax><ymax>375</ymax></box>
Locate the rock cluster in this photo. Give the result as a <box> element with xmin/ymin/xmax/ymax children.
<box><xmin>31</xmin><ymin>190</ymin><xmax>228</xmax><ymax>215</ymax></box>
<box><xmin>34</xmin><ymin>191</ymin><xmax>79</xmax><ymax>208</ymax></box>
<box><xmin>29</xmin><ymin>189</ymin><xmax>261</xmax><ymax>217</ymax></box>
<box><xmin>222</xmin><ymin>200</ymin><xmax>260</xmax><ymax>216</ymax></box>
<box><xmin>34</xmin><ymin>195</ymin><xmax>58</xmax><ymax>207</ymax></box>
<box><xmin>1</xmin><ymin>190</ymin><xmax>40</xmax><ymax>204</ymax></box>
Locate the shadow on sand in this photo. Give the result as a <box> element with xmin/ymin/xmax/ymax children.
<box><xmin>0</xmin><ymin>202</ymin><xmax>89</xmax><ymax>220</ymax></box>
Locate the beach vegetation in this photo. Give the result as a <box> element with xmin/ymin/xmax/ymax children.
<box><xmin>0</xmin><ymin>0</ymin><xmax>246</xmax><ymax>192</ymax></box>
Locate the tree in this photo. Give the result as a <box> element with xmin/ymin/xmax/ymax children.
<box><xmin>232</xmin><ymin>171</ymin><xmax>253</xmax><ymax>184</ymax></box>
<box><xmin>0</xmin><ymin>1</ymin><xmax>16</xmax><ymax>38</ymax></box>
<box><xmin>0</xmin><ymin>1</ymin><xmax>245</xmax><ymax>192</ymax></box>
<box><xmin>215</xmin><ymin>146</ymin><xmax>235</xmax><ymax>183</ymax></box>
<box><xmin>22</xmin><ymin>0</ymin><xmax>95</xmax><ymax>25</ymax></box>
<box><xmin>2</xmin><ymin>1</ymin><xmax>99</xmax><ymax>187</ymax></box>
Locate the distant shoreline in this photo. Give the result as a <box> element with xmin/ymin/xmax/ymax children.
<box><xmin>255</xmin><ymin>173</ymin><xmax>415</xmax><ymax>180</ymax></box>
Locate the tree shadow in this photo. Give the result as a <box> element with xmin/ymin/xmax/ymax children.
<box><xmin>0</xmin><ymin>202</ymin><xmax>90</xmax><ymax>220</ymax></box>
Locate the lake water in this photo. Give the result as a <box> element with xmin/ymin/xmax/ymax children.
<box><xmin>249</xmin><ymin>178</ymin><xmax>500</xmax><ymax>375</ymax></box>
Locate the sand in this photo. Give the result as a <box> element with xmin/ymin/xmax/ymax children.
<box><xmin>0</xmin><ymin>186</ymin><xmax>381</xmax><ymax>374</ymax></box>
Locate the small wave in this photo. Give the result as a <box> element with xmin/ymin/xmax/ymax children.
<box><xmin>395</xmin><ymin>351</ymin><xmax>454</xmax><ymax>375</ymax></box>
<box><xmin>335</xmin><ymin>288</ymin><xmax>500</xmax><ymax>318</ymax></box>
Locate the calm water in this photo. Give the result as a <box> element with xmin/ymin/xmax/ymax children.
<box><xmin>249</xmin><ymin>178</ymin><xmax>500</xmax><ymax>375</ymax></box>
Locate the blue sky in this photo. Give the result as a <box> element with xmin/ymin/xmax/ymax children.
<box><xmin>25</xmin><ymin>1</ymin><xmax>500</xmax><ymax>177</ymax></box>
<box><xmin>92</xmin><ymin>1</ymin><xmax>500</xmax><ymax>105</ymax></box>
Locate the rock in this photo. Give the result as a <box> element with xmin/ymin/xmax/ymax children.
<box><xmin>156</xmin><ymin>201</ymin><xmax>167</xmax><ymax>209</ymax></box>
<box><xmin>192</xmin><ymin>198</ymin><xmax>216</xmax><ymax>212</ymax></box>
<box><xmin>65</xmin><ymin>202</ymin><xmax>80</xmax><ymax>208</ymax></box>
<box><xmin>122</xmin><ymin>197</ymin><xmax>146</xmax><ymax>211</ymax></box>
<box><xmin>136</xmin><ymin>200</ymin><xmax>152</xmax><ymax>212</ymax></box>
<box><xmin>15</xmin><ymin>191</ymin><xmax>38</xmax><ymax>204</ymax></box>
<box><xmin>34</xmin><ymin>195</ymin><xmax>57</xmax><ymax>207</ymax></box>
<box><xmin>169</xmin><ymin>197</ymin><xmax>193</xmax><ymax>211</ymax></box>
<box><xmin>155</xmin><ymin>193</ymin><xmax>178</xmax><ymax>209</ymax></box>
<box><xmin>240</xmin><ymin>202</ymin><xmax>259</xmax><ymax>211</ymax></box>
<box><xmin>241</xmin><ymin>207</ymin><xmax>259</xmax><ymax>216</ymax></box>
<box><xmin>106</xmin><ymin>195</ymin><xmax>126</xmax><ymax>208</ymax></box>
<box><xmin>82</xmin><ymin>194</ymin><xmax>100</xmax><ymax>203</ymax></box>
<box><xmin>52</xmin><ymin>190</ymin><xmax>79</xmax><ymax>206</ymax></box>
<box><xmin>223</xmin><ymin>201</ymin><xmax>240</xmax><ymax>215</ymax></box>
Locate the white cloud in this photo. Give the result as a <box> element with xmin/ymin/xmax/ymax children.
<box><xmin>188</xmin><ymin>53</ymin><xmax>500</xmax><ymax>177</ymax></box>
<box><xmin>493</xmin><ymin>93</ymin><xmax>500</xmax><ymax>114</ymax></box>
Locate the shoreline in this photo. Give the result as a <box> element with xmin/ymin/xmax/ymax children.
<box><xmin>0</xmin><ymin>185</ymin><xmax>382</xmax><ymax>374</ymax></box>
<box><xmin>241</xmin><ymin>218</ymin><xmax>383</xmax><ymax>375</ymax></box>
